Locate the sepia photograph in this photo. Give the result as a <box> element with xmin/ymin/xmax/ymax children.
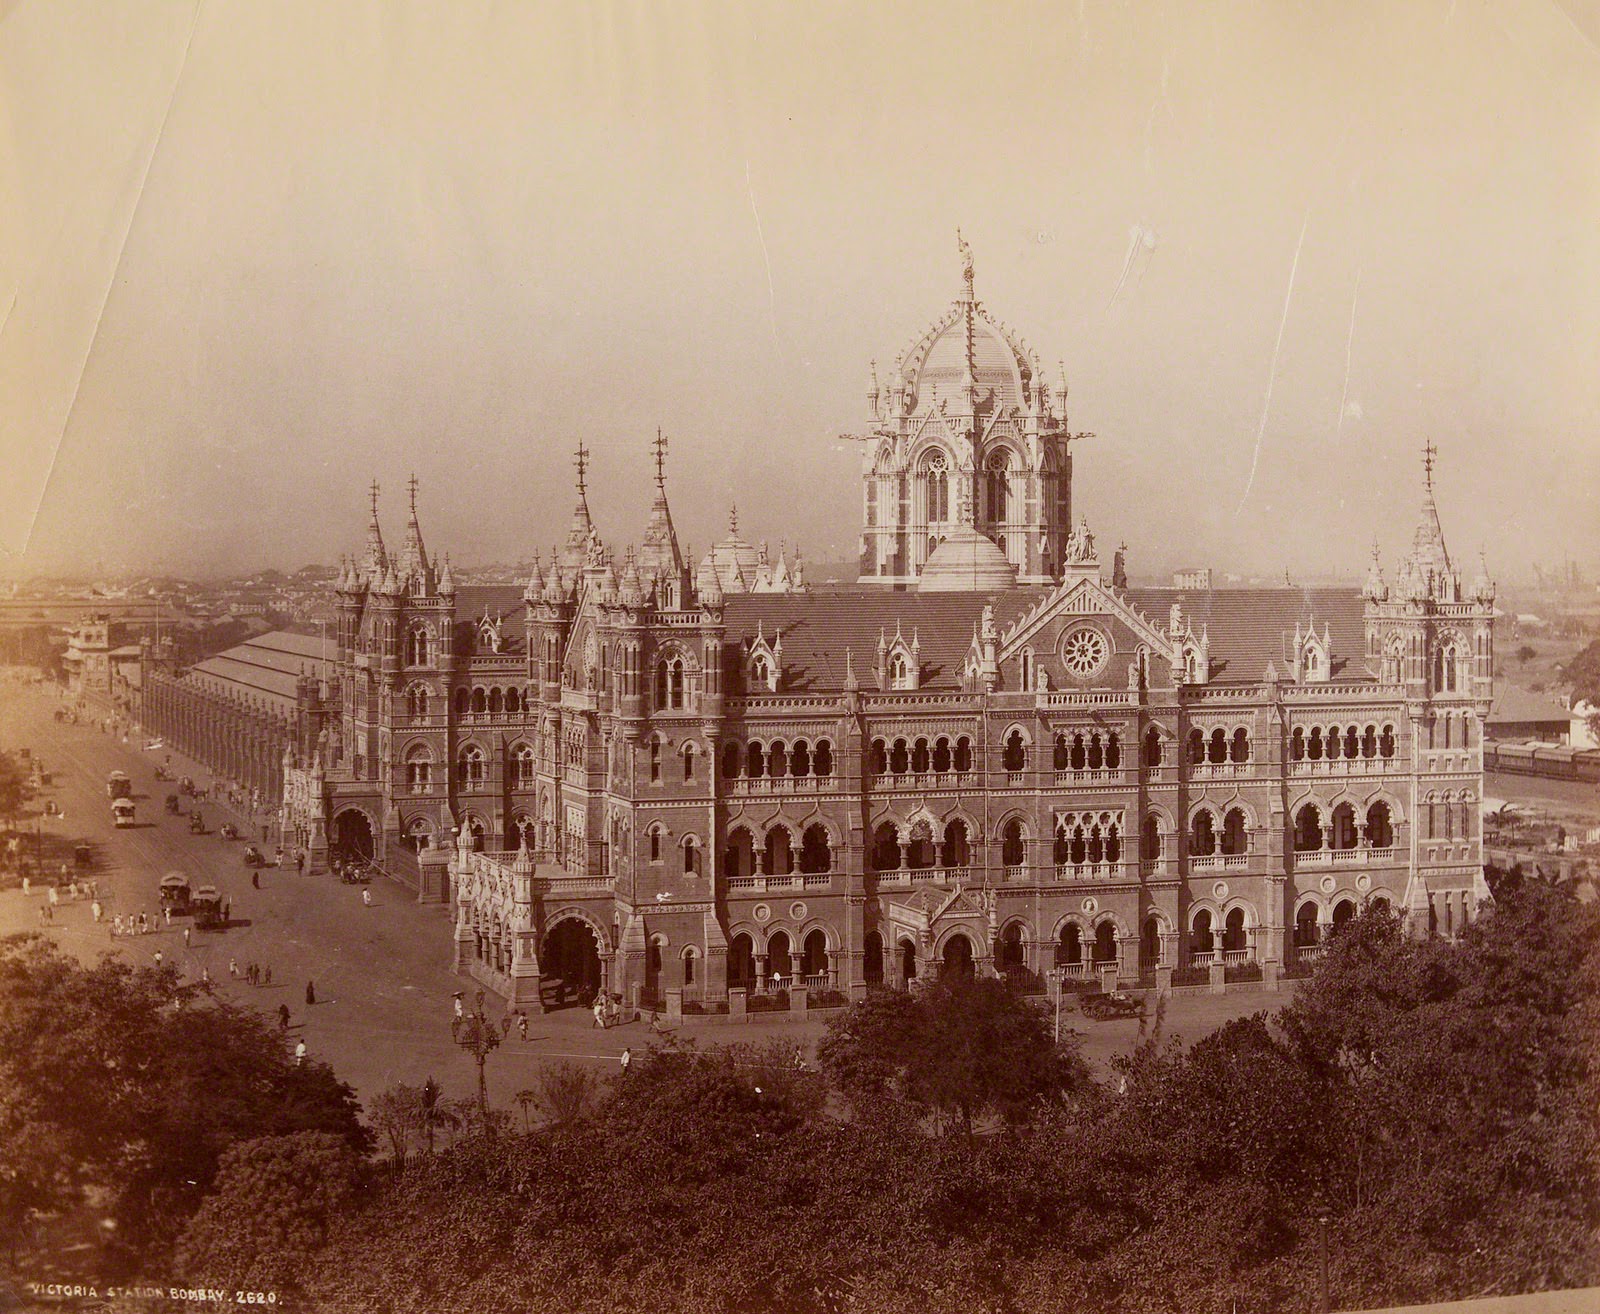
<box><xmin>1</xmin><ymin>3</ymin><xmax>1597</xmax><ymax>1311</ymax></box>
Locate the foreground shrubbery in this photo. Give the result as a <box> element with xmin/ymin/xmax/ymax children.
<box><xmin>5</xmin><ymin>877</ymin><xmax>1597</xmax><ymax>1312</ymax></box>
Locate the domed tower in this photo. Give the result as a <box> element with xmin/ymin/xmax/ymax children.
<box><xmin>856</xmin><ymin>233</ymin><xmax>1080</xmax><ymax>590</ymax></box>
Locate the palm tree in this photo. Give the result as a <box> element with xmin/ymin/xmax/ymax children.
<box><xmin>515</xmin><ymin>1088</ymin><xmax>537</xmax><ymax>1132</ymax></box>
<box><xmin>418</xmin><ymin>1076</ymin><xmax>458</xmax><ymax>1154</ymax></box>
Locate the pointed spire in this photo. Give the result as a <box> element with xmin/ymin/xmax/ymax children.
<box><xmin>639</xmin><ymin>428</ymin><xmax>685</xmax><ymax>586</ymax></box>
<box><xmin>1401</xmin><ymin>441</ymin><xmax>1457</xmax><ymax>601</ymax></box>
<box><xmin>560</xmin><ymin>443</ymin><xmax>595</xmax><ymax>576</ymax></box>
<box><xmin>843</xmin><ymin>647</ymin><xmax>859</xmax><ymax>692</ymax></box>
<box><xmin>438</xmin><ymin>554</ymin><xmax>455</xmax><ymax>596</ymax></box>
<box><xmin>523</xmin><ymin>552</ymin><xmax>544</xmax><ymax>602</ymax></box>
<box><xmin>361</xmin><ymin>479</ymin><xmax>388</xmax><ymax>585</ymax></box>
<box><xmin>395</xmin><ymin>472</ymin><xmax>431</xmax><ymax>593</ymax></box>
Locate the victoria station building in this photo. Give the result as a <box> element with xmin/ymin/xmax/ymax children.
<box><xmin>144</xmin><ymin>247</ymin><xmax>1497</xmax><ymax>1010</ymax></box>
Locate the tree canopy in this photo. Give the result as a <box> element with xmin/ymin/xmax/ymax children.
<box><xmin>0</xmin><ymin>934</ymin><xmax>368</xmax><ymax>1267</ymax></box>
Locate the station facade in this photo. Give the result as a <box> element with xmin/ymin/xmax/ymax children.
<box><xmin>276</xmin><ymin>248</ymin><xmax>1496</xmax><ymax>1009</ymax></box>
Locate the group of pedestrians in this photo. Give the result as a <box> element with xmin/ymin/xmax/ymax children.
<box><xmin>230</xmin><ymin>959</ymin><xmax>274</xmax><ymax>987</ymax></box>
<box><xmin>111</xmin><ymin>910</ymin><xmax>155</xmax><ymax>936</ymax></box>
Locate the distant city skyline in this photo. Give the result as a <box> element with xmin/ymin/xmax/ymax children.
<box><xmin>4</xmin><ymin>2</ymin><xmax>1597</xmax><ymax>582</ymax></box>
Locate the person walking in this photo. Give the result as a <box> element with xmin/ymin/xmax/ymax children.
<box><xmin>229</xmin><ymin>958</ymin><xmax>238</xmax><ymax>979</ymax></box>
<box><xmin>619</xmin><ymin>1047</ymin><xmax>631</xmax><ymax>1076</ymax></box>
<box><xmin>264</xmin><ymin>964</ymin><xmax>272</xmax><ymax>986</ymax></box>
<box><xmin>153</xmin><ymin>949</ymin><xmax>163</xmax><ymax>968</ymax></box>
<box><xmin>453</xmin><ymin>992</ymin><xmax>464</xmax><ymax>1019</ymax></box>
<box><xmin>91</xmin><ymin>900</ymin><xmax>102</xmax><ymax>923</ymax></box>
<box><xmin>362</xmin><ymin>888</ymin><xmax>372</xmax><ymax>907</ymax></box>
<box><xmin>162</xmin><ymin>906</ymin><xmax>171</xmax><ymax>927</ymax></box>
<box><xmin>500</xmin><ymin>1013</ymin><xmax>512</xmax><ymax>1039</ymax></box>
<box><xmin>294</xmin><ymin>1040</ymin><xmax>306</xmax><ymax>1067</ymax></box>
<box><xmin>516</xmin><ymin>1011</ymin><xmax>529</xmax><ymax>1041</ymax></box>
<box><xmin>251</xmin><ymin>870</ymin><xmax>260</xmax><ymax>889</ymax></box>
<box><xmin>183</xmin><ymin>926</ymin><xmax>191</xmax><ymax>947</ymax></box>
<box><xmin>593</xmin><ymin>996</ymin><xmax>606</xmax><ymax>1029</ymax></box>
<box><xmin>305</xmin><ymin>980</ymin><xmax>315</xmax><ymax>1007</ymax></box>
<box><xmin>296</xmin><ymin>851</ymin><xmax>305</xmax><ymax>875</ymax></box>
<box><xmin>278</xmin><ymin>1003</ymin><xmax>290</xmax><ymax>1030</ymax></box>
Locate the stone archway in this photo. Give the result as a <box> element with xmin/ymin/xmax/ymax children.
<box><xmin>940</xmin><ymin>932</ymin><xmax>975</xmax><ymax>979</ymax></box>
<box><xmin>332</xmin><ymin>808</ymin><xmax>375</xmax><ymax>861</ymax></box>
<box><xmin>542</xmin><ymin>917</ymin><xmax>603</xmax><ymax>1007</ymax></box>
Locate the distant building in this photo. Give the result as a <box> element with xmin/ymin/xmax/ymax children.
<box><xmin>1173</xmin><ymin>568</ymin><xmax>1212</xmax><ymax>591</ymax></box>
<box><xmin>1484</xmin><ymin>686</ymin><xmax>1572</xmax><ymax>743</ymax></box>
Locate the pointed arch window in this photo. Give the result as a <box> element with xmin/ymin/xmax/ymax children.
<box><xmin>985</xmin><ymin>449</ymin><xmax>1011</xmax><ymax>525</ymax></box>
<box><xmin>922</xmin><ymin>450</ymin><xmax>949</xmax><ymax>523</ymax></box>
<box><xmin>512</xmin><ymin>743</ymin><xmax>536</xmax><ymax>788</ymax></box>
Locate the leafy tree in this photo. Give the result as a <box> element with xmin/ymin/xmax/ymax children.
<box><xmin>0</xmin><ymin>934</ymin><xmax>369</xmax><ymax>1267</ymax></box>
<box><xmin>174</xmin><ymin>1132</ymin><xmax>366</xmax><ymax>1293</ymax></box>
<box><xmin>820</xmin><ymin>977</ymin><xmax>1088</xmax><ymax>1134</ymax></box>
<box><xmin>1516</xmin><ymin>643</ymin><xmax>1538</xmax><ymax>664</ymax></box>
<box><xmin>369</xmin><ymin>1083</ymin><xmax>422</xmax><ymax>1167</ymax></box>
<box><xmin>533</xmin><ymin>1060</ymin><xmax>600</xmax><ymax>1128</ymax></box>
<box><xmin>1559</xmin><ymin>637</ymin><xmax>1600</xmax><ymax>704</ymax></box>
<box><xmin>0</xmin><ymin>751</ymin><xmax>32</xmax><ymax>829</ymax></box>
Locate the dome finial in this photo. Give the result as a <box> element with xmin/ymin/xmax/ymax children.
<box><xmin>957</xmin><ymin>227</ymin><xmax>974</xmax><ymax>300</ymax></box>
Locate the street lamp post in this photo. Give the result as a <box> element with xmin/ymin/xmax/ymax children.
<box><xmin>451</xmin><ymin>987</ymin><xmax>501</xmax><ymax>1114</ymax></box>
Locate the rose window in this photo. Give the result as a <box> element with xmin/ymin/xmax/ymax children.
<box><xmin>1061</xmin><ymin>627</ymin><xmax>1109</xmax><ymax>678</ymax></box>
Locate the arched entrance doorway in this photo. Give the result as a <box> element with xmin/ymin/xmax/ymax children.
<box><xmin>863</xmin><ymin>930</ymin><xmax>883</xmax><ymax>985</ymax></box>
<box><xmin>801</xmin><ymin>929</ymin><xmax>830</xmax><ymax>986</ymax></box>
<box><xmin>728</xmin><ymin>933</ymin><xmax>756</xmax><ymax>989</ymax></box>
<box><xmin>899</xmin><ymin>936</ymin><xmax>917</xmax><ymax>984</ymax></box>
<box><xmin>332</xmin><ymin>809</ymin><xmax>374</xmax><ymax>862</ymax></box>
<box><xmin>542</xmin><ymin>918</ymin><xmax>602</xmax><ymax>1006</ymax></box>
<box><xmin>941</xmin><ymin>932</ymin><xmax>975</xmax><ymax>979</ymax></box>
<box><xmin>766</xmin><ymin>930</ymin><xmax>792</xmax><ymax>987</ymax></box>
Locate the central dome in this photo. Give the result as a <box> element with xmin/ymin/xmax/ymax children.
<box><xmin>918</xmin><ymin>525</ymin><xmax>1018</xmax><ymax>593</ymax></box>
<box><xmin>902</xmin><ymin>308</ymin><xmax>1031</xmax><ymax>411</ymax></box>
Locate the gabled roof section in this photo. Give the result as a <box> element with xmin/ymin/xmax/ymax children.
<box><xmin>997</xmin><ymin>575</ymin><xmax>1172</xmax><ymax>661</ymax></box>
<box><xmin>1124</xmin><ymin>587</ymin><xmax>1370</xmax><ymax>683</ymax></box>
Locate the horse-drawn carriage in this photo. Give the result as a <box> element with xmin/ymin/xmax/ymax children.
<box><xmin>1078</xmin><ymin>990</ymin><xmax>1147</xmax><ymax>1021</ymax></box>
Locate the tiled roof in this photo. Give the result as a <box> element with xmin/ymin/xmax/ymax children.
<box><xmin>455</xmin><ymin>587</ymin><xmax>528</xmax><ymax>656</ymax></box>
<box><xmin>186</xmin><ymin>631</ymin><xmax>331</xmax><ymax>712</ymax></box>
<box><xmin>1123</xmin><ymin>587</ymin><xmax>1371</xmax><ymax>683</ymax></box>
<box><xmin>1486</xmin><ymin>685</ymin><xmax>1570</xmax><ymax>727</ymax></box>
<box><xmin>719</xmin><ymin>588</ymin><xmax>1049</xmax><ymax>693</ymax></box>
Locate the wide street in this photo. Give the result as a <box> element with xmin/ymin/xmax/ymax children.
<box><xmin>0</xmin><ymin>678</ymin><xmax>1285</xmax><ymax>1114</ymax></box>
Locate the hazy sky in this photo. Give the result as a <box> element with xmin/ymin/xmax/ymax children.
<box><xmin>3</xmin><ymin>1</ymin><xmax>1597</xmax><ymax>583</ymax></box>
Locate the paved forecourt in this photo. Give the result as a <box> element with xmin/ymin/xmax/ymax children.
<box><xmin>0</xmin><ymin>681</ymin><xmax>1284</xmax><ymax>1110</ymax></box>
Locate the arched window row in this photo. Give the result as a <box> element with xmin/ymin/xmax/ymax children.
<box><xmin>404</xmin><ymin>624</ymin><xmax>433</xmax><ymax>667</ymax></box>
<box><xmin>1289</xmin><ymin>723</ymin><xmax>1396</xmax><ymax>762</ymax></box>
<box><xmin>655</xmin><ymin>655</ymin><xmax>689</xmax><ymax>710</ymax></box>
<box><xmin>724</xmin><ymin>822</ymin><xmax>836</xmax><ymax>878</ymax></box>
<box><xmin>1052</xmin><ymin>809</ymin><xmax>1125</xmax><ymax>868</ymax></box>
<box><xmin>1051</xmin><ymin>731</ymin><xmax>1123</xmax><ymax>772</ymax></box>
<box><xmin>869</xmin><ymin>735</ymin><xmax>974</xmax><ymax>778</ymax></box>
<box><xmin>1292</xmin><ymin>799</ymin><xmax>1397</xmax><ymax>852</ymax></box>
<box><xmin>869</xmin><ymin>817</ymin><xmax>973</xmax><ymax>873</ymax></box>
<box><xmin>1187</xmin><ymin>806</ymin><xmax>1251</xmax><ymax>857</ymax></box>
<box><xmin>1184</xmin><ymin>726</ymin><xmax>1253</xmax><ymax>766</ymax></box>
<box><xmin>452</xmin><ymin>685</ymin><xmax>527</xmax><ymax>719</ymax></box>
<box><xmin>1422</xmin><ymin>790</ymin><xmax>1475</xmax><ymax>841</ymax></box>
<box><xmin>722</xmin><ymin>738</ymin><xmax>835</xmax><ymax>780</ymax></box>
